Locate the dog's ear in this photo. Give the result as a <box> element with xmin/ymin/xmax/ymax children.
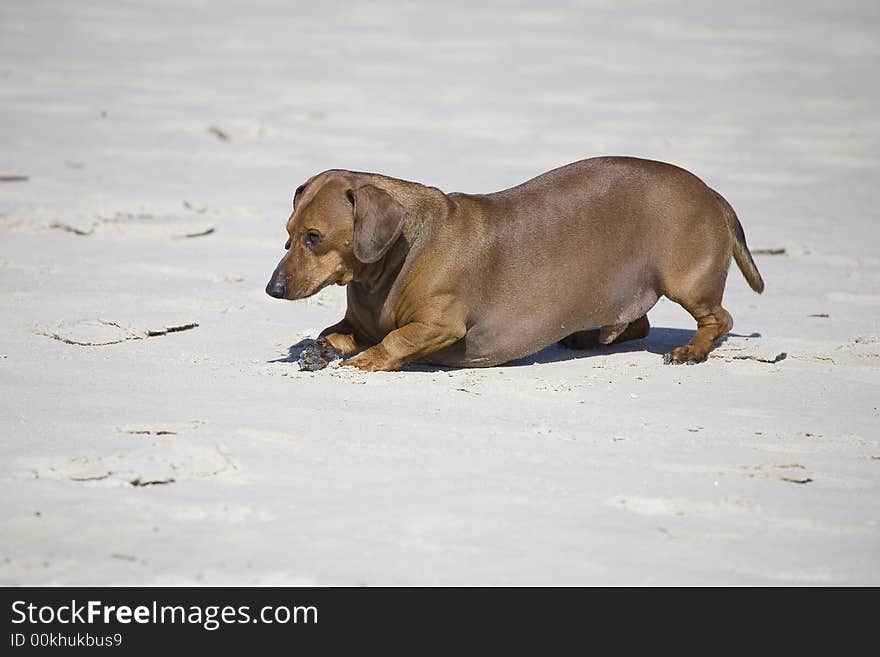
<box><xmin>347</xmin><ymin>185</ymin><xmax>407</xmax><ymax>263</ymax></box>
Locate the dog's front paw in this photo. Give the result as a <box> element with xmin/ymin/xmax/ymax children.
<box><xmin>321</xmin><ymin>331</ymin><xmax>358</xmax><ymax>354</ymax></box>
<box><xmin>341</xmin><ymin>347</ymin><xmax>396</xmax><ymax>372</ymax></box>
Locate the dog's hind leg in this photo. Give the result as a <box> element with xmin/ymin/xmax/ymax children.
<box><xmin>663</xmin><ymin>303</ymin><xmax>732</xmax><ymax>364</ymax></box>
<box><xmin>661</xmin><ymin>247</ymin><xmax>734</xmax><ymax>364</ymax></box>
<box><xmin>662</xmin><ymin>273</ymin><xmax>733</xmax><ymax>365</ymax></box>
<box><xmin>560</xmin><ymin>315</ymin><xmax>650</xmax><ymax>349</ymax></box>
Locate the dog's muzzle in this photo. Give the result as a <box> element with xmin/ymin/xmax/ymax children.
<box><xmin>265</xmin><ymin>274</ymin><xmax>286</xmax><ymax>299</ymax></box>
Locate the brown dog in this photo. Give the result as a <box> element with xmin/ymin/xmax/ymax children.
<box><xmin>266</xmin><ymin>157</ymin><xmax>764</xmax><ymax>371</ymax></box>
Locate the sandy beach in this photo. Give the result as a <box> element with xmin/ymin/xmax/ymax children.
<box><xmin>1</xmin><ymin>0</ymin><xmax>878</xmax><ymax>584</ymax></box>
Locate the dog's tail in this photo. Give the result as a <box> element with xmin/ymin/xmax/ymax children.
<box><xmin>711</xmin><ymin>188</ymin><xmax>765</xmax><ymax>294</ymax></box>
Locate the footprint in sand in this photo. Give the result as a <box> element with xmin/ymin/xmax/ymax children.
<box><xmin>39</xmin><ymin>318</ymin><xmax>198</xmax><ymax>346</ymax></box>
<box><xmin>655</xmin><ymin>462</ymin><xmax>872</xmax><ymax>489</ymax></box>
<box><xmin>16</xmin><ymin>442</ymin><xmax>237</xmax><ymax>487</ymax></box>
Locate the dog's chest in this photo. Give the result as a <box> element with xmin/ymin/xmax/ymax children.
<box><xmin>346</xmin><ymin>284</ymin><xmax>398</xmax><ymax>343</ymax></box>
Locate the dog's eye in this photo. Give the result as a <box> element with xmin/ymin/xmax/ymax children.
<box><xmin>304</xmin><ymin>230</ymin><xmax>321</xmax><ymax>248</ymax></box>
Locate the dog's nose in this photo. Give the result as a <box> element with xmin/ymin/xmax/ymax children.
<box><xmin>266</xmin><ymin>279</ymin><xmax>286</xmax><ymax>299</ymax></box>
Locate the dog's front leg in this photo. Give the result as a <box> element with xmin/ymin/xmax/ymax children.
<box><xmin>342</xmin><ymin>320</ymin><xmax>465</xmax><ymax>372</ymax></box>
<box><xmin>318</xmin><ymin>318</ymin><xmax>367</xmax><ymax>355</ymax></box>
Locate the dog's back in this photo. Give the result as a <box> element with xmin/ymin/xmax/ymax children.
<box><xmin>426</xmin><ymin>157</ymin><xmax>757</xmax><ymax>366</ymax></box>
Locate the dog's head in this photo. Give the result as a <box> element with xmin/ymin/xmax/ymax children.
<box><xmin>265</xmin><ymin>171</ymin><xmax>407</xmax><ymax>300</ymax></box>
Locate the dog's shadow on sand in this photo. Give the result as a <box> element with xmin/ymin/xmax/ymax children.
<box><xmin>501</xmin><ymin>328</ymin><xmax>760</xmax><ymax>368</ymax></box>
<box><xmin>270</xmin><ymin>329</ymin><xmax>761</xmax><ymax>370</ymax></box>
<box><xmin>269</xmin><ymin>338</ymin><xmax>326</xmax><ymax>364</ymax></box>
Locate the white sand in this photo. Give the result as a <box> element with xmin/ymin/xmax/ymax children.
<box><xmin>0</xmin><ymin>0</ymin><xmax>878</xmax><ymax>585</ymax></box>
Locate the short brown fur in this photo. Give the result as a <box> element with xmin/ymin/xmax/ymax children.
<box><xmin>266</xmin><ymin>158</ymin><xmax>763</xmax><ymax>371</ymax></box>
